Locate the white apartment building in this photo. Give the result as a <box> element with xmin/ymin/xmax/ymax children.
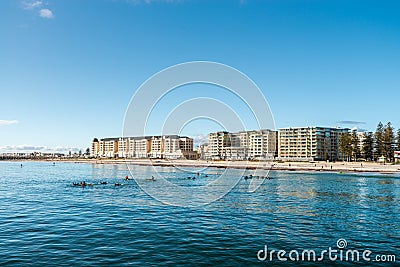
<box><xmin>205</xmin><ymin>129</ymin><xmax>277</xmax><ymax>160</ymax></box>
<box><xmin>118</xmin><ymin>137</ymin><xmax>129</xmax><ymax>158</ymax></box>
<box><xmin>133</xmin><ymin>137</ymin><xmax>151</xmax><ymax>158</ymax></box>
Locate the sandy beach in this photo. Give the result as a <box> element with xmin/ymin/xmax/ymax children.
<box><xmin>29</xmin><ymin>158</ymin><xmax>400</xmax><ymax>174</ymax></box>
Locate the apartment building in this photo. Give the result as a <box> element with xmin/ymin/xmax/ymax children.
<box><xmin>196</xmin><ymin>144</ymin><xmax>209</xmax><ymax>160</ymax></box>
<box><xmin>133</xmin><ymin>137</ymin><xmax>151</xmax><ymax>158</ymax></box>
<box><xmin>278</xmin><ymin>127</ymin><xmax>349</xmax><ymax>161</ymax></box>
<box><xmin>92</xmin><ymin>135</ymin><xmax>196</xmax><ymax>159</ymax></box>
<box><xmin>118</xmin><ymin>137</ymin><xmax>129</xmax><ymax>158</ymax></box>
<box><xmin>205</xmin><ymin>129</ymin><xmax>277</xmax><ymax>160</ymax></box>
<box><xmin>164</xmin><ymin>136</ymin><xmax>197</xmax><ymax>160</ymax></box>
<box><xmin>92</xmin><ymin>138</ymin><xmax>100</xmax><ymax>158</ymax></box>
<box><xmin>206</xmin><ymin>131</ymin><xmax>231</xmax><ymax>160</ymax></box>
<box><xmin>247</xmin><ymin>130</ymin><xmax>277</xmax><ymax>160</ymax></box>
<box><xmin>149</xmin><ymin>136</ymin><xmax>163</xmax><ymax>158</ymax></box>
<box><xmin>103</xmin><ymin>138</ymin><xmax>118</xmax><ymax>158</ymax></box>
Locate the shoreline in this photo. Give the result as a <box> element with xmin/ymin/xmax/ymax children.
<box><xmin>6</xmin><ymin>158</ymin><xmax>400</xmax><ymax>175</ymax></box>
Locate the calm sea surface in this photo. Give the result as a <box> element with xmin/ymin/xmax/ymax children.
<box><xmin>0</xmin><ymin>161</ymin><xmax>399</xmax><ymax>266</ymax></box>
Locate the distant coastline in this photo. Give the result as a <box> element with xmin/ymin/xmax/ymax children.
<box><xmin>6</xmin><ymin>158</ymin><xmax>400</xmax><ymax>175</ymax></box>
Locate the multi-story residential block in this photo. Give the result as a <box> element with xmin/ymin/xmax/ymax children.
<box><xmin>247</xmin><ymin>130</ymin><xmax>277</xmax><ymax>160</ymax></box>
<box><xmin>206</xmin><ymin>131</ymin><xmax>231</xmax><ymax>160</ymax></box>
<box><xmin>196</xmin><ymin>143</ymin><xmax>209</xmax><ymax>160</ymax></box>
<box><xmin>149</xmin><ymin>136</ymin><xmax>163</xmax><ymax>158</ymax></box>
<box><xmin>103</xmin><ymin>138</ymin><xmax>118</xmax><ymax>158</ymax></box>
<box><xmin>278</xmin><ymin>127</ymin><xmax>349</xmax><ymax>161</ymax></box>
<box><xmin>205</xmin><ymin>129</ymin><xmax>277</xmax><ymax>160</ymax></box>
<box><xmin>163</xmin><ymin>135</ymin><xmax>197</xmax><ymax>159</ymax></box>
<box><xmin>91</xmin><ymin>138</ymin><xmax>100</xmax><ymax>157</ymax></box>
<box><xmin>133</xmin><ymin>137</ymin><xmax>151</xmax><ymax>158</ymax></box>
<box><xmin>118</xmin><ymin>138</ymin><xmax>129</xmax><ymax>158</ymax></box>
<box><xmin>91</xmin><ymin>135</ymin><xmax>196</xmax><ymax>159</ymax></box>
<box><xmin>127</xmin><ymin>137</ymin><xmax>135</xmax><ymax>158</ymax></box>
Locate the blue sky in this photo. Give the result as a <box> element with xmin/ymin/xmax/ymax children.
<box><xmin>1</xmin><ymin>0</ymin><xmax>399</xmax><ymax>152</ymax></box>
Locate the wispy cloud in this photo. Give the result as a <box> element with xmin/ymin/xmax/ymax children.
<box><xmin>0</xmin><ymin>145</ymin><xmax>81</xmax><ymax>153</ymax></box>
<box><xmin>0</xmin><ymin>120</ymin><xmax>19</xmax><ymax>126</ymax></box>
<box><xmin>22</xmin><ymin>0</ymin><xmax>42</xmax><ymax>9</ymax></box>
<box><xmin>337</xmin><ymin>120</ymin><xmax>366</xmax><ymax>125</ymax></box>
<box><xmin>21</xmin><ymin>1</ymin><xmax>54</xmax><ymax>19</ymax></box>
<box><xmin>193</xmin><ymin>134</ymin><xmax>208</xmax><ymax>147</ymax></box>
<box><xmin>39</xmin><ymin>8</ymin><xmax>54</xmax><ymax>19</ymax></box>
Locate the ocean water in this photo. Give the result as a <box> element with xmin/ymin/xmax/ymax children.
<box><xmin>0</xmin><ymin>161</ymin><xmax>399</xmax><ymax>266</ymax></box>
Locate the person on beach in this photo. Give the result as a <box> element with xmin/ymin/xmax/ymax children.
<box><xmin>125</xmin><ymin>175</ymin><xmax>129</xmax><ymax>180</ymax></box>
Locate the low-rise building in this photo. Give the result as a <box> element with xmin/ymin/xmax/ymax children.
<box><xmin>394</xmin><ymin>151</ymin><xmax>400</xmax><ymax>163</ymax></box>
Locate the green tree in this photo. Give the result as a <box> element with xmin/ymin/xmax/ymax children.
<box><xmin>382</xmin><ymin>122</ymin><xmax>395</xmax><ymax>162</ymax></box>
<box><xmin>339</xmin><ymin>132</ymin><xmax>352</xmax><ymax>161</ymax></box>
<box><xmin>374</xmin><ymin>122</ymin><xmax>384</xmax><ymax>160</ymax></box>
<box><xmin>351</xmin><ymin>129</ymin><xmax>360</xmax><ymax>161</ymax></box>
<box><xmin>86</xmin><ymin>148</ymin><xmax>90</xmax><ymax>155</ymax></box>
<box><xmin>397</xmin><ymin>128</ymin><xmax>400</xmax><ymax>151</ymax></box>
<box><xmin>362</xmin><ymin>132</ymin><xmax>374</xmax><ymax>161</ymax></box>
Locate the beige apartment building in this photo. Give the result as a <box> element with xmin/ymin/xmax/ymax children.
<box><xmin>92</xmin><ymin>138</ymin><xmax>100</xmax><ymax>158</ymax></box>
<box><xmin>163</xmin><ymin>135</ymin><xmax>196</xmax><ymax>159</ymax></box>
<box><xmin>278</xmin><ymin>127</ymin><xmax>349</xmax><ymax>161</ymax></box>
<box><xmin>92</xmin><ymin>135</ymin><xmax>196</xmax><ymax>159</ymax></box>
<box><xmin>103</xmin><ymin>138</ymin><xmax>118</xmax><ymax>158</ymax></box>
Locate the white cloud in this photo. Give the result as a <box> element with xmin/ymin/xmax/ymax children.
<box><xmin>193</xmin><ymin>134</ymin><xmax>208</xmax><ymax>148</ymax></box>
<box><xmin>39</xmin><ymin>8</ymin><xmax>54</xmax><ymax>19</ymax></box>
<box><xmin>0</xmin><ymin>120</ymin><xmax>19</xmax><ymax>126</ymax></box>
<box><xmin>22</xmin><ymin>0</ymin><xmax>43</xmax><ymax>9</ymax></box>
<box><xmin>21</xmin><ymin>1</ymin><xmax>55</xmax><ymax>19</ymax></box>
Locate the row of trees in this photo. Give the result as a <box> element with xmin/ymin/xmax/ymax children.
<box><xmin>339</xmin><ymin>122</ymin><xmax>400</xmax><ymax>162</ymax></box>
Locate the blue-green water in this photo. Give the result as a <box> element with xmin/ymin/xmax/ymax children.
<box><xmin>0</xmin><ymin>161</ymin><xmax>399</xmax><ymax>266</ymax></box>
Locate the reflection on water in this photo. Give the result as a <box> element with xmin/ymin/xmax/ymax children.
<box><xmin>0</xmin><ymin>161</ymin><xmax>399</xmax><ymax>266</ymax></box>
